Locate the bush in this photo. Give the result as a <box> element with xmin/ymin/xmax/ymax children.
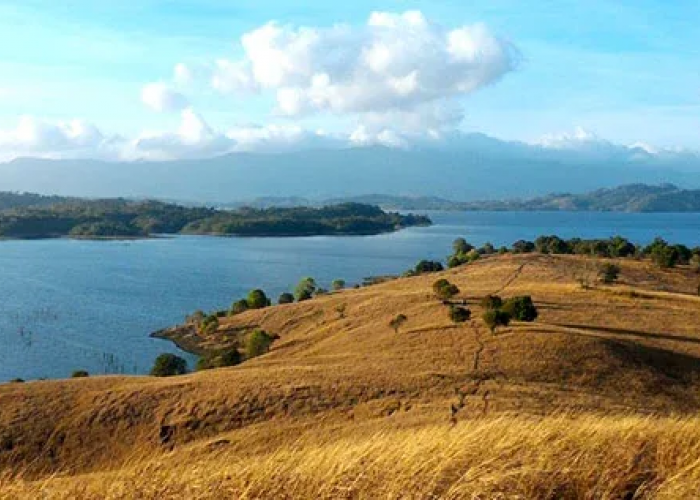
<box><xmin>599</xmin><ymin>263</ymin><xmax>621</xmax><ymax>284</ymax></box>
<box><xmin>230</xmin><ymin>299</ymin><xmax>249</xmax><ymax>315</ymax></box>
<box><xmin>278</xmin><ymin>292</ymin><xmax>295</xmax><ymax>304</ymax></box>
<box><xmin>481</xmin><ymin>295</ymin><xmax>503</xmax><ymax>310</ymax></box>
<box><xmin>200</xmin><ymin>314</ymin><xmax>219</xmax><ymax>334</ymax></box>
<box><xmin>453</xmin><ymin>238</ymin><xmax>474</xmax><ymax>255</ymax></box>
<box><xmin>449</xmin><ymin>306</ymin><xmax>471</xmax><ymax>323</ymax></box>
<box><xmin>197</xmin><ymin>347</ymin><xmax>242</xmax><ymax>371</ymax></box>
<box><xmin>150</xmin><ymin>354</ymin><xmax>188</xmax><ymax>377</ymax></box>
<box><xmin>295</xmin><ymin>277</ymin><xmax>317</xmax><ymax>302</ymax></box>
<box><xmin>246</xmin><ymin>330</ymin><xmax>276</xmax><ymax>359</ymax></box>
<box><xmin>332</xmin><ymin>279</ymin><xmax>346</xmax><ymax>291</ymax></box>
<box><xmin>247</xmin><ymin>289</ymin><xmax>270</xmax><ymax>309</ymax></box>
<box><xmin>414</xmin><ymin>260</ymin><xmax>444</xmax><ymax>274</ymax></box>
<box><xmin>483</xmin><ymin>309</ymin><xmax>511</xmax><ymax>334</ymax></box>
<box><xmin>433</xmin><ymin>279</ymin><xmax>460</xmax><ymax>301</ymax></box>
<box><xmin>9</xmin><ymin>378</ymin><xmax>25</xmax><ymax>384</ymax></box>
<box><xmin>389</xmin><ymin>314</ymin><xmax>408</xmax><ymax>333</ymax></box>
<box><xmin>71</xmin><ymin>370</ymin><xmax>89</xmax><ymax>378</ymax></box>
<box><xmin>502</xmin><ymin>296</ymin><xmax>538</xmax><ymax>322</ymax></box>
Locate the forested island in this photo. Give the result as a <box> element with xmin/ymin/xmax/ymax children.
<box><xmin>0</xmin><ymin>195</ymin><xmax>431</xmax><ymax>239</ymax></box>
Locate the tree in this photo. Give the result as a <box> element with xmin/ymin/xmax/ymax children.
<box><xmin>453</xmin><ymin>238</ymin><xmax>474</xmax><ymax>255</ymax></box>
<box><xmin>247</xmin><ymin>289</ymin><xmax>270</xmax><ymax>309</ymax></box>
<box><xmin>433</xmin><ymin>279</ymin><xmax>460</xmax><ymax>301</ymax></box>
<box><xmin>295</xmin><ymin>277</ymin><xmax>317</xmax><ymax>302</ymax></box>
<box><xmin>278</xmin><ymin>292</ymin><xmax>295</xmax><ymax>304</ymax></box>
<box><xmin>71</xmin><ymin>370</ymin><xmax>89</xmax><ymax>378</ymax></box>
<box><xmin>151</xmin><ymin>354</ymin><xmax>188</xmax><ymax>377</ymax></box>
<box><xmin>389</xmin><ymin>314</ymin><xmax>408</xmax><ymax>333</ymax></box>
<box><xmin>512</xmin><ymin>240</ymin><xmax>535</xmax><ymax>254</ymax></box>
<box><xmin>230</xmin><ymin>299</ymin><xmax>249</xmax><ymax>315</ymax></box>
<box><xmin>200</xmin><ymin>315</ymin><xmax>219</xmax><ymax>334</ymax></box>
<box><xmin>332</xmin><ymin>279</ymin><xmax>346</xmax><ymax>291</ymax></box>
<box><xmin>483</xmin><ymin>310</ymin><xmax>511</xmax><ymax>334</ymax></box>
<box><xmin>599</xmin><ymin>263</ymin><xmax>621</xmax><ymax>284</ymax></box>
<box><xmin>481</xmin><ymin>295</ymin><xmax>503</xmax><ymax>310</ymax></box>
<box><xmin>480</xmin><ymin>242</ymin><xmax>496</xmax><ymax>255</ymax></box>
<box><xmin>449</xmin><ymin>306</ymin><xmax>471</xmax><ymax>324</ymax></box>
<box><xmin>246</xmin><ymin>330</ymin><xmax>276</xmax><ymax>359</ymax></box>
<box><xmin>415</xmin><ymin>260</ymin><xmax>444</xmax><ymax>274</ymax></box>
<box><xmin>502</xmin><ymin>296</ymin><xmax>538</xmax><ymax>322</ymax></box>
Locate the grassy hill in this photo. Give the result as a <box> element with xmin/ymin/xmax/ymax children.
<box><xmin>3</xmin><ymin>254</ymin><xmax>700</xmax><ymax>498</ymax></box>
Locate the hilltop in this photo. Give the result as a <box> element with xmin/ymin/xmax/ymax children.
<box><xmin>3</xmin><ymin>253</ymin><xmax>700</xmax><ymax>497</ymax></box>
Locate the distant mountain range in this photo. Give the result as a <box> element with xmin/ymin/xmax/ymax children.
<box><xmin>224</xmin><ymin>184</ymin><xmax>700</xmax><ymax>213</ymax></box>
<box><xmin>2</xmin><ymin>136</ymin><xmax>700</xmax><ymax>202</ymax></box>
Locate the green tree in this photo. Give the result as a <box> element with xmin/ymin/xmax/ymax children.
<box><xmin>453</xmin><ymin>238</ymin><xmax>474</xmax><ymax>255</ymax></box>
<box><xmin>599</xmin><ymin>263</ymin><xmax>621</xmax><ymax>284</ymax></box>
<box><xmin>332</xmin><ymin>279</ymin><xmax>346</xmax><ymax>291</ymax></box>
<box><xmin>433</xmin><ymin>279</ymin><xmax>460</xmax><ymax>301</ymax></box>
<box><xmin>483</xmin><ymin>310</ymin><xmax>511</xmax><ymax>334</ymax></box>
<box><xmin>295</xmin><ymin>277</ymin><xmax>317</xmax><ymax>302</ymax></box>
<box><xmin>278</xmin><ymin>292</ymin><xmax>295</xmax><ymax>305</ymax></box>
<box><xmin>502</xmin><ymin>296</ymin><xmax>538</xmax><ymax>322</ymax></box>
<box><xmin>247</xmin><ymin>289</ymin><xmax>270</xmax><ymax>309</ymax></box>
<box><xmin>230</xmin><ymin>299</ymin><xmax>249</xmax><ymax>315</ymax></box>
<box><xmin>71</xmin><ymin>370</ymin><xmax>89</xmax><ymax>378</ymax></box>
<box><xmin>246</xmin><ymin>330</ymin><xmax>276</xmax><ymax>359</ymax></box>
<box><xmin>414</xmin><ymin>260</ymin><xmax>444</xmax><ymax>274</ymax></box>
<box><xmin>449</xmin><ymin>306</ymin><xmax>471</xmax><ymax>324</ymax></box>
<box><xmin>389</xmin><ymin>314</ymin><xmax>408</xmax><ymax>333</ymax></box>
<box><xmin>481</xmin><ymin>295</ymin><xmax>503</xmax><ymax>310</ymax></box>
<box><xmin>150</xmin><ymin>354</ymin><xmax>188</xmax><ymax>377</ymax></box>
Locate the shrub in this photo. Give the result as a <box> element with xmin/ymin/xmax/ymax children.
<box><xmin>449</xmin><ymin>306</ymin><xmax>471</xmax><ymax>324</ymax></box>
<box><xmin>414</xmin><ymin>260</ymin><xmax>444</xmax><ymax>274</ymax></box>
<box><xmin>278</xmin><ymin>293</ymin><xmax>295</xmax><ymax>305</ymax></box>
<box><xmin>433</xmin><ymin>279</ymin><xmax>460</xmax><ymax>301</ymax></box>
<box><xmin>389</xmin><ymin>314</ymin><xmax>408</xmax><ymax>333</ymax></box>
<box><xmin>246</xmin><ymin>330</ymin><xmax>276</xmax><ymax>359</ymax></box>
<box><xmin>483</xmin><ymin>309</ymin><xmax>511</xmax><ymax>334</ymax></box>
<box><xmin>10</xmin><ymin>378</ymin><xmax>25</xmax><ymax>384</ymax></box>
<box><xmin>599</xmin><ymin>263</ymin><xmax>621</xmax><ymax>284</ymax></box>
<box><xmin>295</xmin><ymin>277</ymin><xmax>317</xmax><ymax>302</ymax></box>
<box><xmin>480</xmin><ymin>242</ymin><xmax>496</xmax><ymax>255</ymax></box>
<box><xmin>453</xmin><ymin>238</ymin><xmax>474</xmax><ymax>255</ymax></box>
<box><xmin>332</xmin><ymin>279</ymin><xmax>346</xmax><ymax>291</ymax></box>
<box><xmin>481</xmin><ymin>295</ymin><xmax>503</xmax><ymax>310</ymax></box>
<box><xmin>200</xmin><ymin>314</ymin><xmax>219</xmax><ymax>334</ymax></box>
<box><xmin>247</xmin><ymin>289</ymin><xmax>270</xmax><ymax>309</ymax></box>
<box><xmin>150</xmin><ymin>354</ymin><xmax>188</xmax><ymax>377</ymax></box>
<box><xmin>502</xmin><ymin>296</ymin><xmax>538</xmax><ymax>322</ymax></box>
<box><xmin>230</xmin><ymin>299</ymin><xmax>249</xmax><ymax>315</ymax></box>
<box><xmin>197</xmin><ymin>347</ymin><xmax>242</xmax><ymax>371</ymax></box>
<box><xmin>71</xmin><ymin>370</ymin><xmax>89</xmax><ymax>378</ymax></box>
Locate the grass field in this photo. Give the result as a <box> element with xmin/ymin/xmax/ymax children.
<box><xmin>2</xmin><ymin>254</ymin><xmax>700</xmax><ymax>498</ymax></box>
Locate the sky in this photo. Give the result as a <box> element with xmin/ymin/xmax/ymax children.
<box><xmin>0</xmin><ymin>0</ymin><xmax>699</xmax><ymax>161</ymax></box>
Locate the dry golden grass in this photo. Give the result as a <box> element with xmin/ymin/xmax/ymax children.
<box><xmin>4</xmin><ymin>415</ymin><xmax>700</xmax><ymax>499</ymax></box>
<box><xmin>2</xmin><ymin>254</ymin><xmax>700</xmax><ymax>498</ymax></box>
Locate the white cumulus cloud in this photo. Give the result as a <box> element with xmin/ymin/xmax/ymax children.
<box><xmin>210</xmin><ymin>10</ymin><xmax>519</xmax><ymax>130</ymax></box>
<box><xmin>141</xmin><ymin>82</ymin><xmax>189</xmax><ymax>113</ymax></box>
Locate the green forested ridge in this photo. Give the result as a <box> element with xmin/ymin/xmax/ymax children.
<box><xmin>0</xmin><ymin>197</ymin><xmax>430</xmax><ymax>239</ymax></box>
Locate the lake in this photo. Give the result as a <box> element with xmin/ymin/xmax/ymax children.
<box><xmin>2</xmin><ymin>211</ymin><xmax>699</xmax><ymax>381</ymax></box>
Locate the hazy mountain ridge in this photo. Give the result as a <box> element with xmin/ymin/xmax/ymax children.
<box><xmin>2</xmin><ymin>138</ymin><xmax>700</xmax><ymax>202</ymax></box>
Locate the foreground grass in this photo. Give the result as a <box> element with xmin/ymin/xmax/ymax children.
<box><xmin>4</xmin><ymin>415</ymin><xmax>700</xmax><ymax>499</ymax></box>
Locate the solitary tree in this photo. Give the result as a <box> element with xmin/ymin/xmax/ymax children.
<box><xmin>502</xmin><ymin>296</ymin><xmax>538</xmax><ymax>322</ymax></box>
<box><xmin>599</xmin><ymin>263</ymin><xmax>621</xmax><ymax>284</ymax></box>
<box><xmin>389</xmin><ymin>314</ymin><xmax>408</xmax><ymax>333</ymax></box>
<box><xmin>246</xmin><ymin>330</ymin><xmax>276</xmax><ymax>359</ymax></box>
<box><xmin>483</xmin><ymin>310</ymin><xmax>511</xmax><ymax>334</ymax></box>
<box><xmin>278</xmin><ymin>292</ymin><xmax>295</xmax><ymax>305</ymax></box>
<box><xmin>247</xmin><ymin>289</ymin><xmax>270</xmax><ymax>309</ymax></box>
<box><xmin>449</xmin><ymin>306</ymin><xmax>471</xmax><ymax>324</ymax></box>
<box><xmin>332</xmin><ymin>279</ymin><xmax>346</xmax><ymax>291</ymax></box>
<box><xmin>433</xmin><ymin>279</ymin><xmax>460</xmax><ymax>301</ymax></box>
<box><xmin>295</xmin><ymin>277</ymin><xmax>317</xmax><ymax>302</ymax></box>
<box><xmin>71</xmin><ymin>370</ymin><xmax>89</xmax><ymax>378</ymax></box>
<box><xmin>151</xmin><ymin>354</ymin><xmax>188</xmax><ymax>377</ymax></box>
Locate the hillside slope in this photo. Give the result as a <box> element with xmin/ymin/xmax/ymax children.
<box><xmin>3</xmin><ymin>254</ymin><xmax>700</xmax><ymax>497</ymax></box>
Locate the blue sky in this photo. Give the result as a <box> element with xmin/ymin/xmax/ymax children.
<box><xmin>0</xmin><ymin>0</ymin><xmax>699</xmax><ymax>160</ymax></box>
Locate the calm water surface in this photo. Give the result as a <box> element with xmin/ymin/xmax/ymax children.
<box><xmin>1</xmin><ymin>211</ymin><xmax>699</xmax><ymax>381</ymax></box>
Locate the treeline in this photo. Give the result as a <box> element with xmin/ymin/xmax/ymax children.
<box><xmin>0</xmin><ymin>199</ymin><xmax>431</xmax><ymax>239</ymax></box>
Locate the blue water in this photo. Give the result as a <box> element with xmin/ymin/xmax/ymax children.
<box><xmin>1</xmin><ymin>211</ymin><xmax>699</xmax><ymax>381</ymax></box>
